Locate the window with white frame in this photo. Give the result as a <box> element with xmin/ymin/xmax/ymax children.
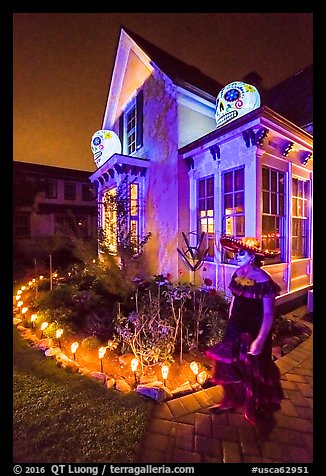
<box><xmin>262</xmin><ymin>167</ymin><xmax>285</xmax><ymax>259</ymax></box>
<box><xmin>126</xmin><ymin>103</ymin><xmax>137</xmax><ymax>155</ymax></box>
<box><xmin>222</xmin><ymin>167</ymin><xmax>245</xmax><ymax>237</ymax></box>
<box><xmin>197</xmin><ymin>176</ymin><xmax>214</xmax><ymax>259</ymax></box>
<box><xmin>119</xmin><ymin>90</ymin><xmax>143</xmax><ymax>155</ymax></box>
<box><xmin>292</xmin><ymin>177</ymin><xmax>310</xmax><ymax>258</ymax></box>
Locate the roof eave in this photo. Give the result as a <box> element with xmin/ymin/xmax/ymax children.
<box><xmin>179</xmin><ymin>106</ymin><xmax>313</xmax><ymax>155</ymax></box>
<box><xmin>175</xmin><ymin>78</ymin><xmax>216</xmax><ymax>103</ymax></box>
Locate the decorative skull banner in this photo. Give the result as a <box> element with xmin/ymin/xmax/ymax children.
<box><xmin>91</xmin><ymin>130</ymin><xmax>122</xmax><ymax>168</ymax></box>
<box><xmin>215</xmin><ymin>81</ymin><xmax>261</xmax><ymax>129</ymax></box>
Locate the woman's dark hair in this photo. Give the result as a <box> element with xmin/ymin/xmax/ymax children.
<box><xmin>253</xmin><ymin>255</ymin><xmax>264</xmax><ymax>268</ymax></box>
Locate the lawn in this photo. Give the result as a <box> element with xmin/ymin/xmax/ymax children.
<box><xmin>13</xmin><ymin>327</ymin><xmax>154</xmax><ymax>463</ymax></box>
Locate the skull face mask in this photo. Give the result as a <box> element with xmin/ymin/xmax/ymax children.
<box><xmin>91</xmin><ymin>130</ymin><xmax>122</xmax><ymax>168</ymax></box>
<box><xmin>215</xmin><ymin>81</ymin><xmax>261</xmax><ymax>129</ymax></box>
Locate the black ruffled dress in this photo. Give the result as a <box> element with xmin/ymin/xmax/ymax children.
<box><xmin>206</xmin><ymin>272</ymin><xmax>284</xmax><ymax>413</ymax></box>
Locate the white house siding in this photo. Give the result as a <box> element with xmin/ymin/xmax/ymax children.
<box><xmin>177</xmin><ymin>102</ymin><xmax>216</xmax><ymax>149</ymax></box>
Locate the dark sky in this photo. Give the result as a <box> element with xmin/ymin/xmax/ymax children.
<box><xmin>13</xmin><ymin>12</ymin><xmax>313</xmax><ymax>172</ymax></box>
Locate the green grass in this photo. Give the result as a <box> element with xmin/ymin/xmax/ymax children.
<box><xmin>13</xmin><ymin>327</ymin><xmax>154</xmax><ymax>463</ymax></box>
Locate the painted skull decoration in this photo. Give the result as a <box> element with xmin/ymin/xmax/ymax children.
<box><xmin>91</xmin><ymin>130</ymin><xmax>122</xmax><ymax>168</ymax></box>
<box><xmin>215</xmin><ymin>81</ymin><xmax>261</xmax><ymax>129</ymax></box>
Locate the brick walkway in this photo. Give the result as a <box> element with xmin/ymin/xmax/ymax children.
<box><xmin>137</xmin><ymin>306</ymin><xmax>313</xmax><ymax>463</ymax></box>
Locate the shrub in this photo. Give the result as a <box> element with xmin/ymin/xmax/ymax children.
<box><xmin>37</xmin><ymin>309</ymin><xmax>77</xmax><ymax>336</ymax></box>
<box><xmin>113</xmin><ymin>275</ymin><xmax>230</xmax><ymax>368</ymax></box>
<box><xmin>81</xmin><ymin>336</ymin><xmax>102</xmax><ymax>350</ymax></box>
<box><xmin>37</xmin><ymin>284</ymin><xmax>76</xmax><ymax>310</ymax></box>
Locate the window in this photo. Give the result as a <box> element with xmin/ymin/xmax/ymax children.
<box><xmin>104</xmin><ymin>188</ymin><xmax>117</xmax><ymax>253</ymax></box>
<box><xmin>126</xmin><ymin>104</ymin><xmax>137</xmax><ymax>154</ymax></box>
<box><xmin>82</xmin><ymin>183</ymin><xmax>94</xmax><ymax>201</ymax></box>
<box><xmin>292</xmin><ymin>177</ymin><xmax>309</xmax><ymax>258</ymax></box>
<box><xmin>119</xmin><ymin>90</ymin><xmax>143</xmax><ymax>155</ymax></box>
<box><xmin>64</xmin><ymin>182</ymin><xmax>76</xmax><ymax>200</ymax></box>
<box><xmin>55</xmin><ymin>213</ymin><xmax>89</xmax><ymax>237</ymax></box>
<box><xmin>130</xmin><ymin>182</ymin><xmax>139</xmax><ymax>249</ymax></box>
<box><xmin>262</xmin><ymin>167</ymin><xmax>285</xmax><ymax>258</ymax></box>
<box><xmin>103</xmin><ymin>179</ymin><xmax>143</xmax><ymax>255</ymax></box>
<box><xmin>14</xmin><ymin>214</ymin><xmax>30</xmax><ymax>237</ymax></box>
<box><xmin>197</xmin><ymin>176</ymin><xmax>214</xmax><ymax>259</ymax></box>
<box><xmin>75</xmin><ymin>215</ymin><xmax>89</xmax><ymax>238</ymax></box>
<box><xmin>222</xmin><ymin>167</ymin><xmax>245</xmax><ymax>238</ymax></box>
<box><xmin>44</xmin><ymin>180</ymin><xmax>57</xmax><ymax>198</ymax></box>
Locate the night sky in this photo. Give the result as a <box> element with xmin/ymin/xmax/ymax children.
<box><xmin>13</xmin><ymin>13</ymin><xmax>313</xmax><ymax>172</ymax></box>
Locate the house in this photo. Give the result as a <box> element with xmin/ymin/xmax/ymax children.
<box><xmin>89</xmin><ymin>27</ymin><xmax>313</xmax><ymax>309</ymax></box>
<box><xmin>13</xmin><ymin>161</ymin><xmax>98</xmax><ymax>274</ymax></box>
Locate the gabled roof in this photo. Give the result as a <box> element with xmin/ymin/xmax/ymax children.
<box><xmin>262</xmin><ymin>64</ymin><xmax>313</xmax><ymax>129</ymax></box>
<box><xmin>123</xmin><ymin>27</ymin><xmax>223</xmax><ymax>100</ymax></box>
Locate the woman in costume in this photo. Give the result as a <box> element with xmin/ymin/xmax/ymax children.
<box><xmin>206</xmin><ymin>236</ymin><xmax>284</xmax><ymax>425</ymax></box>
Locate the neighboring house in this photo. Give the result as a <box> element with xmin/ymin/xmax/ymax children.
<box><xmin>13</xmin><ymin>161</ymin><xmax>98</xmax><ymax>270</ymax></box>
<box><xmin>90</xmin><ymin>27</ymin><xmax>313</xmax><ymax>307</ymax></box>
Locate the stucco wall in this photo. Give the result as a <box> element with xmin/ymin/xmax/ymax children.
<box><xmin>139</xmin><ymin>72</ymin><xmax>179</xmax><ymax>277</ymax></box>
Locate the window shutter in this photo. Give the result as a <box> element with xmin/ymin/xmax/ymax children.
<box><xmin>119</xmin><ymin>113</ymin><xmax>124</xmax><ymax>154</ymax></box>
<box><xmin>136</xmin><ymin>89</ymin><xmax>143</xmax><ymax>149</ymax></box>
